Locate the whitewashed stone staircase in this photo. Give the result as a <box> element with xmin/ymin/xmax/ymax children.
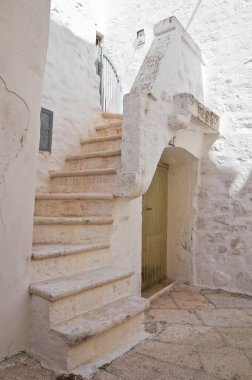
<box><xmin>30</xmin><ymin>113</ymin><xmax>149</xmax><ymax>375</ymax></box>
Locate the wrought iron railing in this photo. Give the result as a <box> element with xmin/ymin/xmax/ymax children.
<box><xmin>96</xmin><ymin>47</ymin><xmax>122</xmax><ymax>113</ymax></box>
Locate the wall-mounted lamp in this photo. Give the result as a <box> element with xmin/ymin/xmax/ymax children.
<box><xmin>137</xmin><ymin>29</ymin><xmax>145</xmax><ymax>45</ymax></box>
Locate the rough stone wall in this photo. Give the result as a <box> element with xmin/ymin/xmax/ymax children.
<box><xmin>104</xmin><ymin>0</ymin><xmax>252</xmax><ymax>294</ymax></box>
<box><xmin>0</xmin><ymin>0</ymin><xmax>50</xmax><ymax>359</ymax></box>
<box><xmin>36</xmin><ymin>0</ymin><xmax>101</xmax><ymax>191</ymax></box>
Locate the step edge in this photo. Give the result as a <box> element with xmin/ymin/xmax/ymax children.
<box><xmin>101</xmin><ymin>112</ymin><xmax>123</xmax><ymax>120</ymax></box>
<box><xmin>29</xmin><ymin>268</ymin><xmax>134</xmax><ymax>301</ymax></box>
<box><xmin>35</xmin><ymin>193</ymin><xmax>113</xmax><ymax>200</ymax></box>
<box><xmin>95</xmin><ymin>121</ymin><xmax>122</xmax><ymax>130</ymax></box>
<box><xmin>49</xmin><ymin>168</ymin><xmax>117</xmax><ymax>178</ymax></box>
<box><xmin>52</xmin><ymin>296</ymin><xmax>149</xmax><ymax>345</ymax></box>
<box><xmin>32</xmin><ymin>242</ymin><xmax>111</xmax><ymax>260</ymax></box>
<box><xmin>74</xmin><ymin>330</ymin><xmax>149</xmax><ymax>377</ymax></box>
<box><xmin>33</xmin><ymin>216</ymin><xmax>114</xmax><ymax>225</ymax></box>
<box><xmin>65</xmin><ymin>150</ymin><xmax>121</xmax><ymax>161</ymax></box>
<box><xmin>80</xmin><ymin>134</ymin><xmax>122</xmax><ymax>145</ymax></box>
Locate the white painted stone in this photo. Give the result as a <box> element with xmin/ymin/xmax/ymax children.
<box><xmin>103</xmin><ymin>0</ymin><xmax>252</xmax><ymax>295</ymax></box>
<box><xmin>0</xmin><ymin>0</ymin><xmax>50</xmax><ymax>359</ymax></box>
<box><xmin>116</xmin><ymin>17</ymin><xmax>219</xmax><ymax>198</ymax></box>
<box><xmin>213</xmin><ymin>271</ymin><xmax>231</xmax><ymax>287</ymax></box>
<box><xmin>36</xmin><ymin>0</ymin><xmax>101</xmax><ymax>192</ymax></box>
<box><xmin>30</xmin><ymin>295</ymin><xmax>148</xmax><ymax>374</ymax></box>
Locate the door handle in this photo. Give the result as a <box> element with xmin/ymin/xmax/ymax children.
<box><xmin>146</xmin><ymin>207</ymin><xmax>152</xmax><ymax>211</ymax></box>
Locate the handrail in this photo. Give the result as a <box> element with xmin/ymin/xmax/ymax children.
<box><xmin>100</xmin><ymin>48</ymin><xmax>122</xmax><ymax>113</ymax></box>
<box><xmin>103</xmin><ymin>53</ymin><xmax>120</xmax><ymax>81</ymax></box>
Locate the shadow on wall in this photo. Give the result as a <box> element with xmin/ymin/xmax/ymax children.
<box><xmin>36</xmin><ymin>20</ymin><xmax>101</xmax><ymax>193</ymax></box>
<box><xmin>194</xmin><ymin>133</ymin><xmax>252</xmax><ymax>294</ymax></box>
<box><xmin>159</xmin><ymin>135</ymin><xmax>252</xmax><ymax>296</ymax></box>
<box><xmin>163</xmin><ymin>147</ymin><xmax>199</xmax><ymax>284</ymax></box>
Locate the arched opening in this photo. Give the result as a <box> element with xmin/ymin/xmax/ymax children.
<box><xmin>142</xmin><ymin>164</ymin><xmax>168</xmax><ymax>291</ymax></box>
<box><xmin>141</xmin><ymin>146</ymin><xmax>198</xmax><ymax>296</ymax></box>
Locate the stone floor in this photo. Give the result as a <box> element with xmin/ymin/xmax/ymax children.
<box><xmin>1</xmin><ymin>284</ymin><xmax>252</xmax><ymax>379</ymax></box>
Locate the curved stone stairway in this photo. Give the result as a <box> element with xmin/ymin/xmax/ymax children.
<box><xmin>30</xmin><ymin>113</ymin><xmax>149</xmax><ymax>376</ymax></box>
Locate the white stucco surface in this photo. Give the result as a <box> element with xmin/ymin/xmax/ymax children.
<box><xmin>36</xmin><ymin>0</ymin><xmax>101</xmax><ymax>192</ymax></box>
<box><xmin>0</xmin><ymin>0</ymin><xmax>50</xmax><ymax>358</ymax></box>
<box><xmin>35</xmin><ymin>0</ymin><xmax>252</xmax><ymax>295</ymax></box>
<box><xmin>0</xmin><ymin>0</ymin><xmax>251</xmax><ymax>368</ymax></box>
<box><xmin>102</xmin><ymin>0</ymin><xmax>252</xmax><ymax>294</ymax></box>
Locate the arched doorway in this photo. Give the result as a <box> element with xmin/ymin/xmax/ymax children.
<box><xmin>142</xmin><ymin>164</ymin><xmax>168</xmax><ymax>291</ymax></box>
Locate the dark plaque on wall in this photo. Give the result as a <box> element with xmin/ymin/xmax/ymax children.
<box><xmin>39</xmin><ymin>108</ymin><xmax>53</xmax><ymax>152</ymax></box>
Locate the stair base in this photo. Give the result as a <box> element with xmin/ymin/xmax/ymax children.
<box><xmin>30</xmin><ymin>296</ymin><xmax>149</xmax><ymax>375</ymax></box>
<box><xmin>74</xmin><ymin>318</ymin><xmax>148</xmax><ymax>377</ymax></box>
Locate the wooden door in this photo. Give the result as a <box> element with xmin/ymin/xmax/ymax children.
<box><xmin>142</xmin><ymin>165</ymin><xmax>168</xmax><ymax>290</ymax></box>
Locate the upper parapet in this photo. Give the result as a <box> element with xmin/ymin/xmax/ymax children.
<box><xmin>131</xmin><ymin>16</ymin><xmax>204</xmax><ymax>102</ymax></box>
<box><xmin>153</xmin><ymin>16</ymin><xmax>202</xmax><ymax>61</ymax></box>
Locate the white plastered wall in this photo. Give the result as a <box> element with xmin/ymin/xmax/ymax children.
<box><xmin>33</xmin><ymin>0</ymin><xmax>252</xmax><ymax>297</ymax></box>
<box><xmin>0</xmin><ymin>0</ymin><xmax>50</xmax><ymax>359</ymax></box>
<box><xmin>103</xmin><ymin>0</ymin><xmax>252</xmax><ymax>294</ymax></box>
<box><xmin>36</xmin><ymin>0</ymin><xmax>102</xmax><ymax>192</ymax></box>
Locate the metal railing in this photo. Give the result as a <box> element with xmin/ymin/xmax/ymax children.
<box><xmin>96</xmin><ymin>47</ymin><xmax>122</xmax><ymax>113</ymax></box>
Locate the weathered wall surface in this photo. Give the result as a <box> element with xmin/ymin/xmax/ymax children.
<box><xmin>36</xmin><ymin>0</ymin><xmax>101</xmax><ymax>191</ymax></box>
<box><xmin>104</xmin><ymin>0</ymin><xmax>252</xmax><ymax>294</ymax></box>
<box><xmin>0</xmin><ymin>0</ymin><xmax>50</xmax><ymax>359</ymax></box>
<box><xmin>111</xmin><ymin>197</ymin><xmax>142</xmax><ymax>295</ymax></box>
<box><xmin>33</xmin><ymin>0</ymin><xmax>251</xmax><ymax>295</ymax></box>
<box><xmin>167</xmin><ymin>159</ymin><xmax>199</xmax><ymax>283</ymax></box>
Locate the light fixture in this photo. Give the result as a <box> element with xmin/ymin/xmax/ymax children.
<box><xmin>137</xmin><ymin>29</ymin><xmax>145</xmax><ymax>45</ymax></box>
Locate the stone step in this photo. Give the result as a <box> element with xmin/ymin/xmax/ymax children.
<box><xmin>35</xmin><ymin>192</ymin><xmax>113</xmax><ymax>217</ymax></box>
<box><xmin>95</xmin><ymin>121</ymin><xmax>122</xmax><ymax>137</ymax></box>
<box><xmin>31</xmin><ymin>295</ymin><xmax>148</xmax><ymax>374</ymax></box>
<box><xmin>65</xmin><ymin>150</ymin><xmax>121</xmax><ymax>170</ymax></box>
<box><xmin>33</xmin><ymin>216</ymin><xmax>113</xmax><ymax>244</ymax></box>
<box><xmin>49</xmin><ymin>168</ymin><xmax>117</xmax><ymax>193</ymax></box>
<box><xmin>101</xmin><ymin>112</ymin><xmax>123</xmax><ymax>120</ymax></box>
<box><xmin>57</xmin><ymin>296</ymin><xmax>148</xmax><ymax>373</ymax></box>
<box><xmin>80</xmin><ymin>134</ymin><xmax>121</xmax><ymax>153</ymax></box>
<box><xmin>31</xmin><ymin>242</ymin><xmax>111</xmax><ymax>282</ymax></box>
<box><xmin>30</xmin><ymin>266</ymin><xmax>134</xmax><ymax>325</ymax></box>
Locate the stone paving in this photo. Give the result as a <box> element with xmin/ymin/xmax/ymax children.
<box><xmin>1</xmin><ymin>284</ymin><xmax>252</xmax><ymax>379</ymax></box>
<box><xmin>92</xmin><ymin>284</ymin><xmax>252</xmax><ymax>380</ymax></box>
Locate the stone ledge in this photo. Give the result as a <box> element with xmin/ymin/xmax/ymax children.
<box><xmin>171</xmin><ymin>93</ymin><xmax>219</xmax><ymax>132</ymax></box>
<box><xmin>53</xmin><ymin>296</ymin><xmax>149</xmax><ymax>345</ymax></box>
<box><xmin>29</xmin><ymin>266</ymin><xmax>134</xmax><ymax>301</ymax></box>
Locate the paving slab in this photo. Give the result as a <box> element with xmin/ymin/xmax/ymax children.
<box><xmin>150</xmin><ymin>296</ymin><xmax>178</xmax><ymax>309</ymax></box>
<box><xmin>171</xmin><ymin>290</ymin><xmax>215</xmax><ymax>310</ymax></box>
<box><xmin>104</xmin><ymin>351</ymin><xmax>196</xmax><ymax>380</ymax></box>
<box><xmin>149</xmin><ymin>308</ymin><xmax>202</xmax><ymax>325</ymax></box>
<box><xmin>244</xmin><ymin>349</ymin><xmax>252</xmax><ymax>365</ymax></box>
<box><xmin>204</xmin><ymin>292</ymin><xmax>252</xmax><ymax>309</ymax></box>
<box><xmin>192</xmin><ymin>372</ymin><xmax>222</xmax><ymax>380</ymax></box>
<box><xmin>2</xmin><ymin>285</ymin><xmax>252</xmax><ymax>379</ymax></box>
<box><xmin>217</xmin><ymin>327</ymin><xmax>252</xmax><ymax>349</ymax></box>
<box><xmin>159</xmin><ymin>324</ymin><xmax>225</xmax><ymax>347</ymax></box>
<box><xmin>0</xmin><ymin>353</ymin><xmax>55</xmax><ymax>380</ymax></box>
<box><xmin>244</xmin><ymin>308</ymin><xmax>252</xmax><ymax>316</ymax></box>
<box><xmin>171</xmin><ymin>283</ymin><xmax>202</xmax><ymax>293</ymax></box>
<box><xmin>196</xmin><ymin>308</ymin><xmax>252</xmax><ymax>327</ymax></box>
<box><xmin>133</xmin><ymin>340</ymin><xmax>202</xmax><ymax>370</ymax></box>
<box><xmin>92</xmin><ymin>371</ymin><xmax>121</xmax><ymax>380</ymax></box>
<box><xmin>199</xmin><ymin>346</ymin><xmax>252</xmax><ymax>379</ymax></box>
